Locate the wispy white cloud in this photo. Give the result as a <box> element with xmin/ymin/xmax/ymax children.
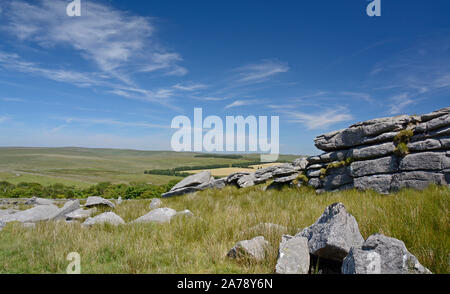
<box><xmin>225</xmin><ymin>99</ymin><xmax>261</xmax><ymax>109</ymax></box>
<box><xmin>173</xmin><ymin>83</ymin><xmax>208</xmax><ymax>91</ymax></box>
<box><xmin>58</xmin><ymin>117</ymin><xmax>169</xmax><ymax>129</ymax></box>
<box><xmin>339</xmin><ymin>91</ymin><xmax>374</xmax><ymax>103</ymax></box>
<box><xmin>235</xmin><ymin>60</ymin><xmax>289</xmax><ymax>83</ymax></box>
<box><xmin>279</xmin><ymin>107</ymin><xmax>353</xmax><ymax>130</ymax></box>
<box><xmin>389</xmin><ymin>93</ymin><xmax>417</xmax><ymax>115</ymax></box>
<box><xmin>0</xmin><ymin>116</ymin><xmax>10</xmax><ymax>123</ymax></box>
<box><xmin>2</xmin><ymin>0</ymin><xmax>186</xmax><ymax>83</ymax></box>
<box><xmin>1</xmin><ymin>97</ymin><xmax>26</xmax><ymax>103</ymax></box>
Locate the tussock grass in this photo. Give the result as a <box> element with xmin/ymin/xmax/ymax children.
<box><xmin>0</xmin><ymin>185</ymin><xmax>449</xmax><ymax>274</ymax></box>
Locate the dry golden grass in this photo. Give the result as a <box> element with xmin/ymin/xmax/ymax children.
<box><xmin>0</xmin><ymin>184</ymin><xmax>449</xmax><ymax>274</ymax></box>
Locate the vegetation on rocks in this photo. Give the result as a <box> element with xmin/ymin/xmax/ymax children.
<box><xmin>394</xmin><ymin>129</ymin><xmax>414</xmax><ymax>157</ymax></box>
<box><xmin>320</xmin><ymin>157</ymin><xmax>354</xmax><ymax>179</ymax></box>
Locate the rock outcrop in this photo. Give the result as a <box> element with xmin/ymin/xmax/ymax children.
<box><xmin>162</xmin><ymin>171</ymin><xmax>225</xmax><ymax>197</ymax></box>
<box><xmin>306</xmin><ymin>107</ymin><xmax>450</xmax><ymax>193</ymax></box>
<box><xmin>84</xmin><ymin>196</ymin><xmax>115</xmax><ymax>209</ymax></box>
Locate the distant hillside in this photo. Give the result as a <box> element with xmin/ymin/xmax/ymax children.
<box><xmin>0</xmin><ymin>147</ymin><xmax>299</xmax><ymax>187</ymax></box>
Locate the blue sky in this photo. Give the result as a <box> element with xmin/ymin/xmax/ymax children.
<box><xmin>0</xmin><ymin>0</ymin><xmax>449</xmax><ymax>155</ymax></box>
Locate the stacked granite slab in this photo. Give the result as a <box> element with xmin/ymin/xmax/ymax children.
<box><xmin>307</xmin><ymin>107</ymin><xmax>450</xmax><ymax>194</ymax></box>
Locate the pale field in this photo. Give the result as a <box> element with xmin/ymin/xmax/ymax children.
<box><xmin>184</xmin><ymin>163</ymin><xmax>284</xmax><ymax>177</ymax></box>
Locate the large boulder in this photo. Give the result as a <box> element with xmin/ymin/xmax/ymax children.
<box><xmin>298</xmin><ymin>203</ymin><xmax>364</xmax><ymax>261</ymax></box>
<box><xmin>84</xmin><ymin>196</ymin><xmax>115</xmax><ymax>209</ymax></box>
<box><xmin>227</xmin><ymin>236</ymin><xmax>269</xmax><ymax>261</ymax></box>
<box><xmin>275</xmin><ymin>235</ymin><xmax>310</xmax><ymax>274</ymax></box>
<box><xmin>342</xmin><ymin>234</ymin><xmax>431</xmax><ymax>274</ymax></box>
<box><xmin>51</xmin><ymin>200</ymin><xmax>80</xmax><ymax>220</ymax></box>
<box><xmin>133</xmin><ymin>208</ymin><xmax>178</xmax><ymax>224</ymax></box>
<box><xmin>171</xmin><ymin>171</ymin><xmax>211</xmax><ymax>191</ymax></box>
<box><xmin>82</xmin><ymin>212</ymin><xmax>125</xmax><ymax>226</ymax></box>
<box><xmin>0</xmin><ymin>205</ymin><xmax>60</xmax><ymax>223</ymax></box>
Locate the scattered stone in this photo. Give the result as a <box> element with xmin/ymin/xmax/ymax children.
<box><xmin>133</xmin><ymin>208</ymin><xmax>178</xmax><ymax>224</ymax></box>
<box><xmin>82</xmin><ymin>212</ymin><xmax>125</xmax><ymax>227</ymax></box>
<box><xmin>0</xmin><ymin>205</ymin><xmax>60</xmax><ymax>223</ymax></box>
<box><xmin>298</xmin><ymin>203</ymin><xmax>364</xmax><ymax>262</ymax></box>
<box><xmin>65</xmin><ymin>208</ymin><xmax>96</xmax><ymax>220</ymax></box>
<box><xmin>275</xmin><ymin>235</ymin><xmax>310</xmax><ymax>274</ymax></box>
<box><xmin>51</xmin><ymin>200</ymin><xmax>80</xmax><ymax>220</ymax></box>
<box><xmin>84</xmin><ymin>196</ymin><xmax>115</xmax><ymax>209</ymax></box>
<box><xmin>342</xmin><ymin>234</ymin><xmax>432</xmax><ymax>274</ymax></box>
<box><xmin>25</xmin><ymin>197</ymin><xmax>55</xmax><ymax>206</ymax></box>
<box><xmin>227</xmin><ymin>236</ymin><xmax>269</xmax><ymax>261</ymax></box>
<box><xmin>117</xmin><ymin>197</ymin><xmax>123</xmax><ymax>205</ymax></box>
<box><xmin>149</xmin><ymin>198</ymin><xmax>163</xmax><ymax>210</ymax></box>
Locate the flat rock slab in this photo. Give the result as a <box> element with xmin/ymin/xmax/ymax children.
<box><xmin>276</xmin><ymin>235</ymin><xmax>310</xmax><ymax>274</ymax></box>
<box><xmin>0</xmin><ymin>205</ymin><xmax>60</xmax><ymax>223</ymax></box>
<box><xmin>298</xmin><ymin>203</ymin><xmax>364</xmax><ymax>262</ymax></box>
<box><xmin>342</xmin><ymin>234</ymin><xmax>431</xmax><ymax>274</ymax></box>
<box><xmin>82</xmin><ymin>212</ymin><xmax>125</xmax><ymax>226</ymax></box>
<box><xmin>66</xmin><ymin>208</ymin><xmax>96</xmax><ymax>220</ymax></box>
<box><xmin>162</xmin><ymin>186</ymin><xmax>199</xmax><ymax>198</ymax></box>
<box><xmin>133</xmin><ymin>208</ymin><xmax>178</xmax><ymax>224</ymax></box>
<box><xmin>84</xmin><ymin>196</ymin><xmax>115</xmax><ymax>209</ymax></box>
<box><xmin>171</xmin><ymin>171</ymin><xmax>211</xmax><ymax>191</ymax></box>
<box><xmin>227</xmin><ymin>236</ymin><xmax>269</xmax><ymax>261</ymax></box>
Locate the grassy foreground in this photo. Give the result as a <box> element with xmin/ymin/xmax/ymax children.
<box><xmin>0</xmin><ymin>185</ymin><xmax>449</xmax><ymax>274</ymax></box>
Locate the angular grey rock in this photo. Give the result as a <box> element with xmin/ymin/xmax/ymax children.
<box><xmin>426</xmin><ymin>114</ymin><xmax>450</xmax><ymax>131</ymax></box>
<box><xmin>408</xmin><ymin>139</ymin><xmax>441</xmax><ymax>152</ymax></box>
<box><xmin>51</xmin><ymin>200</ymin><xmax>80</xmax><ymax>220</ymax></box>
<box><xmin>308</xmin><ymin>178</ymin><xmax>322</xmax><ymax>189</ymax></box>
<box><xmin>227</xmin><ymin>236</ymin><xmax>269</xmax><ymax>261</ymax></box>
<box><xmin>298</xmin><ymin>203</ymin><xmax>364</xmax><ymax>261</ymax></box>
<box><xmin>354</xmin><ymin>175</ymin><xmax>393</xmax><ymax>194</ymax></box>
<box><xmin>322</xmin><ymin>166</ymin><xmax>353</xmax><ymax>190</ymax></box>
<box><xmin>162</xmin><ymin>186</ymin><xmax>199</xmax><ymax>198</ymax></box>
<box><xmin>133</xmin><ymin>207</ymin><xmax>178</xmax><ymax>224</ymax></box>
<box><xmin>85</xmin><ymin>196</ymin><xmax>115</xmax><ymax>209</ymax></box>
<box><xmin>342</xmin><ymin>234</ymin><xmax>432</xmax><ymax>274</ymax></box>
<box><xmin>149</xmin><ymin>198</ymin><xmax>163</xmax><ymax>210</ymax></box>
<box><xmin>197</xmin><ymin>177</ymin><xmax>226</xmax><ymax>190</ymax></box>
<box><xmin>399</xmin><ymin>152</ymin><xmax>445</xmax><ymax>171</ymax></box>
<box><xmin>349</xmin><ymin>142</ymin><xmax>396</xmax><ymax>161</ymax></box>
<box><xmin>420</xmin><ymin>107</ymin><xmax>450</xmax><ymax>122</ymax></box>
<box><xmin>391</xmin><ymin>171</ymin><xmax>447</xmax><ymax>191</ymax></box>
<box><xmin>275</xmin><ymin>235</ymin><xmax>310</xmax><ymax>274</ymax></box>
<box><xmin>440</xmin><ymin>136</ymin><xmax>450</xmax><ymax>148</ymax></box>
<box><xmin>320</xmin><ymin>150</ymin><xmax>349</xmax><ymax>163</ymax></box>
<box><xmin>226</xmin><ymin>172</ymin><xmax>250</xmax><ymax>185</ymax></box>
<box><xmin>293</xmin><ymin>157</ymin><xmax>309</xmax><ymax>170</ymax></box>
<box><xmin>65</xmin><ymin>208</ymin><xmax>96</xmax><ymax>220</ymax></box>
<box><xmin>82</xmin><ymin>212</ymin><xmax>125</xmax><ymax>226</ymax></box>
<box><xmin>176</xmin><ymin>209</ymin><xmax>194</xmax><ymax>217</ymax></box>
<box><xmin>0</xmin><ymin>205</ymin><xmax>60</xmax><ymax>223</ymax></box>
<box><xmin>307</xmin><ymin>156</ymin><xmax>322</xmax><ymax>165</ymax></box>
<box><xmin>272</xmin><ymin>164</ymin><xmax>298</xmax><ymax>177</ymax></box>
<box><xmin>273</xmin><ymin>173</ymin><xmax>299</xmax><ymax>183</ymax></box>
<box><xmin>171</xmin><ymin>171</ymin><xmax>211</xmax><ymax>191</ymax></box>
<box><xmin>306</xmin><ymin>169</ymin><xmax>322</xmax><ymax>178</ymax></box>
<box><xmin>350</xmin><ymin>156</ymin><xmax>399</xmax><ymax>178</ymax></box>
<box><xmin>25</xmin><ymin>197</ymin><xmax>55</xmax><ymax>206</ymax></box>
<box><xmin>117</xmin><ymin>197</ymin><xmax>123</xmax><ymax>205</ymax></box>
